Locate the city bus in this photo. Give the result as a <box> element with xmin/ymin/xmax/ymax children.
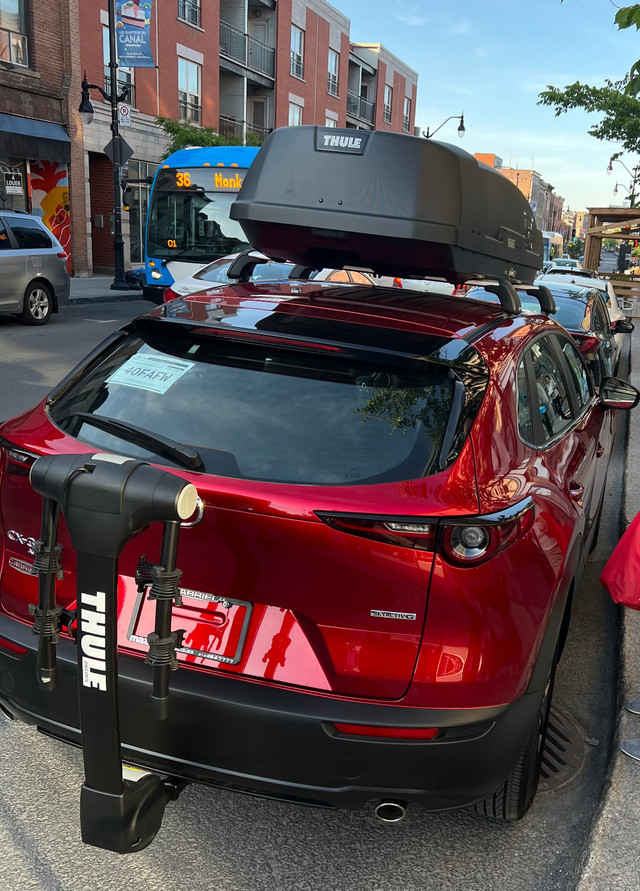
<box><xmin>143</xmin><ymin>145</ymin><xmax>260</xmax><ymax>302</ymax></box>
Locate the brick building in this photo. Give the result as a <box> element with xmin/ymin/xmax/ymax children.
<box><xmin>0</xmin><ymin>0</ymin><xmax>79</xmax><ymax>273</ymax></box>
<box><xmin>75</xmin><ymin>0</ymin><xmax>419</xmax><ymax>275</ymax></box>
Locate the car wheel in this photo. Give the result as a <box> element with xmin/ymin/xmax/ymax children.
<box><xmin>474</xmin><ymin>653</ymin><xmax>557</xmax><ymax>821</ymax></box>
<box><xmin>19</xmin><ymin>281</ymin><xmax>52</xmax><ymax>325</ymax></box>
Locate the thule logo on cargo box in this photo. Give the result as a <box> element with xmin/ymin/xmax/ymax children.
<box><xmin>316</xmin><ymin>129</ymin><xmax>370</xmax><ymax>154</ymax></box>
<box><xmin>80</xmin><ymin>590</ymin><xmax>107</xmax><ymax>691</ymax></box>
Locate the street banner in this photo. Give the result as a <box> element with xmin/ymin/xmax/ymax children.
<box><xmin>115</xmin><ymin>0</ymin><xmax>155</xmax><ymax>68</ymax></box>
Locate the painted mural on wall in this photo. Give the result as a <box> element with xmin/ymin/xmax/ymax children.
<box><xmin>30</xmin><ymin>161</ymin><xmax>71</xmax><ymax>273</ymax></box>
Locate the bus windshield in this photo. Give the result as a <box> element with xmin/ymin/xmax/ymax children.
<box><xmin>146</xmin><ymin>166</ymin><xmax>252</xmax><ymax>262</ymax></box>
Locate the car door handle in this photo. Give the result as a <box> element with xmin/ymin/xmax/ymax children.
<box><xmin>596</xmin><ymin>443</ymin><xmax>605</xmax><ymax>457</ymax></box>
<box><xmin>569</xmin><ymin>481</ymin><xmax>584</xmax><ymax>503</ymax></box>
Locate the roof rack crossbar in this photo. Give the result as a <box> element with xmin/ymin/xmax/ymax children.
<box><xmin>517</xmin><ymin>285</ymin><xmax>557</xmax><ymax>315</ymax></box>
<box><xmin>479</xmin><ymin>279</ymin><xmax>522</xmax><ymax>314</ymax></box>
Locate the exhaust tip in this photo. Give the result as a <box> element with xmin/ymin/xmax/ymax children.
<box><xmin>374</xmin><ymin>800</ymin><xmax>408</xmax><ymax>823</ymax></box>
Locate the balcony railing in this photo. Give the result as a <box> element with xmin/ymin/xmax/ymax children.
<box><xmin>346</xmin><ymin>90</ymin><xmax>374</xmax><ymax>124</ymax></box>
<box><xmin>290</xmin><ymin>52</ymin><xmax>304</xmax><ymax>79</ymax></box>
<box><xmin>178</xmin><ymin>0</ymin><xmax>201</xmax><ymax>27</ymax></box>
<box><xmin>220</xmin><ymin>21</ymin><xmax>275</xmax><ymax>78</ymax></box>
<box><xmin>104</xmin><ymin>75</ymin><xmax>136</xmax><ymax>108</ymax></box>
<box><xmin>179</xmin><ymin>96</ymin><xmax>202</xmax><ymax>124</ymax></box>
<box><xmin>218</xmin><ymin>116</ymin><xmax>269</xmax><ymax>144</ymax></box>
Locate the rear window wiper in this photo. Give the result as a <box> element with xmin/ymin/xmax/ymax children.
<box><xmin>75</xmin><ymin>412</ymin><xmax>204</xmax><ymax>471</ymax></box>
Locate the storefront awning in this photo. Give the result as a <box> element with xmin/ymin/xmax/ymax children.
<box><xmin>0</xmin><ymin>113</ymin><xmax>71</xmax><ymax>163</ymax></box>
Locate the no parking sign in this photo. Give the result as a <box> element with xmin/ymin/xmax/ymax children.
<box><xmin>118</xmin><ymin>104</ymin><xmax>131</xmax><ymax>127</ymax></box>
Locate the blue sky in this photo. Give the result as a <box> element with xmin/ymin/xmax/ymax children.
<box><xmin>337</xmin><ymin>0</ymin><xmax>640</xmax><ymax>213</ymax></box>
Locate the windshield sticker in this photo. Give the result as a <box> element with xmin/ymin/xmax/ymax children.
<box><xmin>106</xmin><ymin>355</ymin><xmax>194</xmax><ymax>394</ymax></box>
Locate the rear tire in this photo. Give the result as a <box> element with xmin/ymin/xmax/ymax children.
<box><xmin>474</xmin><ymin>655</ymin><xmax>557</xmax><ymax>821</ymax></box>
<box><xmin>19</xmin><ymin>281</ymin><xmax>52</xmax><ymax>325</ymax></box>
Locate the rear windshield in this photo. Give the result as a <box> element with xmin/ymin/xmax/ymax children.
<box><xmin>48</xmin><ymin>330</ymin><xmax>457</xmax><ymax>485</ymax></box>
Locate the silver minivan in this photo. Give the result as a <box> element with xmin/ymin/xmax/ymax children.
<box><xmin>0</xmin><ymin>211</ymin><xmax>70</xmax><ymax>325</ymax></box>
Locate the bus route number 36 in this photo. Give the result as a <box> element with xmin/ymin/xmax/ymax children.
<box><xmin>176</xmin><ymin>172</ymin><xmax>191</xmax><ymax>188</ymax></box>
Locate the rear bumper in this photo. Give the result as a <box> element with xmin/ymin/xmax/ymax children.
<box><xmin>0</xmin><ymin>614</ymin><xmax>542</xmax><ymax>812</ymax></box>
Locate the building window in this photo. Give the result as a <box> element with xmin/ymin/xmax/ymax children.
<box><xmin>327</xmin><ymin>49</ymin><xmax>339</xmax><ymax>97</ymax></box>
<box><xmin>178</xmin><ymin>0</ymin><xmax>201</xmax><ymax>27</ymax></box>
<box><xmin>0</xmin><ymin>0</ymin><xmax>28</xmax><ymax>66</ymax></box>
<box><xmin>403</xmin><ymin>96</ymin><xmax>411</xmax><ymax>132</ymax></box>
<box><xmin>103</xmin><ymin>26</ymin><xmax>134</xmax><ymax>103</ymax></box>
<box><xmin>290</xmin><ymin>25</ymin><xmax>304</xmax><ymax>79</ymax></box>
<box><xmin>325</xmin><ymin>117</ymin><xmax>337</xmax><ymax>127</ymax></box>
<box><xmin>289</xmin><ymin>102</ymin><xmax>303</xmax><ymax>126</ymax></box>
<box><xmin>383</xmin><ymin>85</ymin><xmax>392</xmax><ymax>124</ymax></box>
<box><xmin>178</xmin><ymin>57</ymin><xmax>201</xmax><ymax>124</ymax></box>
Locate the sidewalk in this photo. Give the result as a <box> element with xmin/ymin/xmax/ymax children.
<box><xmin>67</xmin><ymin>273</ymin><xmax>144</xmax><ymax>305</ymax></box>
<box><xmin>577</xmin><ymin>323</ymin><xmax>640</xmax><ymax>891</ymax></box>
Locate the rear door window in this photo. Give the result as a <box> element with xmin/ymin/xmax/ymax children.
<box><xmin>48</xmin><ymin>331</ymin><xmax>460</xmax><ymax>486</ymax></box>
<box><xmin>518</xmin><ymin>336</ymin><xmax>574</xmax><ymax>446</ymax></box>
<box><xmin>5</xmin><ymin>217</ymin><xmax>52</xmax><ymax>249</ymax></box>
<box><xmin>0</xmin><ymin>218</ymin><xmax>12</xmax><ymax>250</ymax></box>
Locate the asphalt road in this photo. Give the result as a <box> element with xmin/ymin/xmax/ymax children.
<box><xmin>0</xmin><ymin>300</ymin><xmax>626</xmax><ymax>891</ymax></box>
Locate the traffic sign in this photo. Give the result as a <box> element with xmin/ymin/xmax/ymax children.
<box><xmin>118</xmin><ymin>104</ymin><xmax>131</xmax><ymax>127</ymax></box>
<box><xmin>103</xmin><ymin>136</ymin><xmax>134</xmax><ymax>166</ymax></box>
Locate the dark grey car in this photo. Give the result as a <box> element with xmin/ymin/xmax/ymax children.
<box><xmin>0</xmin><ymin>211</ymin><xmax>70</xmax><ymax>325</ymax></box>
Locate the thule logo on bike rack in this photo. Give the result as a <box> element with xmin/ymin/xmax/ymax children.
<box><xmin>80</xmin><ymin>590</ymin><xmax>107</xmax><ymax>691</ymax></box>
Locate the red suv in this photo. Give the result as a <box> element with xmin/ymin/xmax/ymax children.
<box><xmin>0</xmin><ymin>128</ymin><xmax>637</xmax><ymax>834</ymax></box>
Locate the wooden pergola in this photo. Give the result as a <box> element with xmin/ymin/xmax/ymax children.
<box><xmin>583</xmin><ymin>206</ymin><xmax>640</xmax><ymax>270</ymax></box>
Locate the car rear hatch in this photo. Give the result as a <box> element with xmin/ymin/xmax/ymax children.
<box><xmin>0</xmin><ymin>290</ymin><xmax>489</xmax><ymax>701</ymax></box>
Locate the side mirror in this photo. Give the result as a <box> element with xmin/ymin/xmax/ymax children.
<box><xmin>599</xmin><ymin>376</ymin><xmax>640</xmax><ymax>410</ymax></box>
<box><xmin>613</xmin><ymin>318</ymin><xmax>635</xmax><ymax>334</ymax></box>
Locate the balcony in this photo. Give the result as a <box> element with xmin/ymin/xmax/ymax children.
<box><xmin>219</xmin><ymin>116</ymin><xmax>269</xmax><ymax>144</ymax></box>
<box><xmin>346</xmin><ymin>90</ymin><xmax>374</xmax><ymax>124</ymax></box>
<box><xmin>178</xmin><ymin>0</ymin><xmax>201</xmax><ymax>27</ymax></box>
<box><xmin>220</xmin><ymin>21</ymin><xmax>275</xmax><ymax>78</ymax></box>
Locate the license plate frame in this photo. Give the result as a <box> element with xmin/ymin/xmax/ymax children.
<box><xmin>126</xmin><ymin>586</ymin><xmax>253</xmax><ymax>665</ymax></box>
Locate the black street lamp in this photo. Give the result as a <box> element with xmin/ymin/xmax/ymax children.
<box><xmin>607</xmin><ymin>155</ymin><xmax>640</xmax><ymax>207</ymax></box>
<box><xmin>422</xmin><ymin>113</ymin><xmax>465</xmax><ymax>139</ymax></box>
<box><xmin>78</xmin><ymin>0</ymin><xmax>130</xmax><ymax>290</ymax></box>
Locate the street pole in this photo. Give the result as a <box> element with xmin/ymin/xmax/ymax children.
<box><xmin>108</xmin><ymin>0</ymin><xmax>128</xmax><ymax>290</ymax></box>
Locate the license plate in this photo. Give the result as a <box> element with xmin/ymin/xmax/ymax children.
<box><xmin>126</xmin><ymin>587</ymin><xmax>252</xmax><ymax>665</ymax></box>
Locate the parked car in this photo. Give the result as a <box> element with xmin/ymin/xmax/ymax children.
<box><xmin>466</xmin><ymin>281</ymin><xmax>633</xmax><ymax>385</ymax></box>
<box><xmin>547</xmin><ymin>258</ymin><xmax>582</xmax><ymax>271</ymax></box>
<box><xmin>374</xmin><ymin>276</ymin><xmax>457</xmax><ymax>295</ymax></box>
<box><xmin>536</xmin><ymin>271</ymin><xmax>633</xmax><ymax>369</ymax></box>
<box><xmin>163</xmin><ymin>250</ymin><xmax>376</xmax><ymax>302</ymax></box>
<box><xmin>0</xmin><ymin>210</ymin><xmax>69</xmax><ymax>324</ymax></box>
<box><xmin>0</xmin><ymin>280</ymin><xmax>637</xmax><ymax>827</ymax></box>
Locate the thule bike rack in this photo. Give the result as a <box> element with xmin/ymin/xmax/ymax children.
<box><xmin>29</xmin><ymin>452</ymin><xmax>198</xmax><ymax>853</ymax></box>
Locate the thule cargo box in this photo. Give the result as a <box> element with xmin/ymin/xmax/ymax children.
<box><xmin>231</xmin><ymin>126</ymin><xmax>542</xmax><ymax>285</ymax></box>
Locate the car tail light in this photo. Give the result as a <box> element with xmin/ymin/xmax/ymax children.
<box><xmin>317</xmin><ymin>498</ymin><xmax>535</xmax><ymax>566</ymax></box>
<box><xmin>453</xmin><ymin>284</ymin><xmax>468</xmax><ymax>296</ymax></box>
<box><xmin>163</xmin><ymin>287</ymin><xmax>180</xmax><ymax>303</ymax></box>
<box><xmin>57</xmin><ymin>252</ymin><xmax>67</xmax><ymax>261</ymax></box>
<box><xmin>392</xmin><ymin>277</ymin><xmax>403</xmax><ymax>288</ymax></box>
<box><xmin>333</xmin><ymin>723</ymin><xmax>439</xmax><ymax>739</ymax></box>
<box><xmin>573</xmin><ymin>333</ymin><xmax>601</xmax><ymax>355</ymax></box>
<box><xmin>0</xmin><ymin>437</ymin><xmax>37</xmax><ymax>476</ymax></box>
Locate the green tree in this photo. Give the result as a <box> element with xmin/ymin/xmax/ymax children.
<box><xmin>538</xmin><ymin>4</ymin><xmax>640</xmax><ymax>153</ymax></box>
<box><xmin>155</xmin><ymin>118</ymin><xmax>265</xmax><ymax>160</ymax></box>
